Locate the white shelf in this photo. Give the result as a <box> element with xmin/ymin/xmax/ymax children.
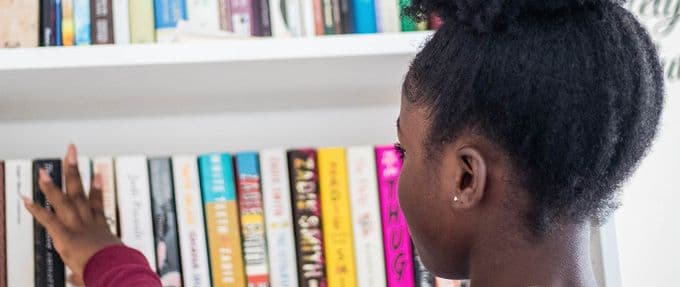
<box><xmin>0</xmin><ymin>32</ymin><xmax>432</xmax><ymax>121</ymax></box>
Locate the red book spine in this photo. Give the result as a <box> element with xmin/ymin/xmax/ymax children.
<box><xmin>313</xmin><ymin>0</ymin><xmax>324</xmax><ymax>35</ymax></box>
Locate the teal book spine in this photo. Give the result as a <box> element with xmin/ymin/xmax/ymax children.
<box><xmin>73</xmin><ymin>0</ymin><xmax>91</xmax><ymax>45</ymax></box>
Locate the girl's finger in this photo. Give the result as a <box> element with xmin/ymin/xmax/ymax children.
<box><xmin>88</xmin><ymin>174</ymin><xmax>106</xmax><ymax>219</ymax></box>
<box><xmin>38</xmin><ymin>169</ymin><xmax>80</xmax><ymax>225</ymax></box>
<box><xmin>64</xmin><ymin>144</ymin><xmax>85</xmax><ymax>200</ymax></box>
<box><xmin>23</xmin><ymin>196</ymin><xmax>66</xmax><ymax>239</ymax></box>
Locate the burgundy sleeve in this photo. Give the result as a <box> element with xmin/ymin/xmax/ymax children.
<box><xmin>83</xmin><ymin>244</ymin><xmax>162</xmax><ymax>287</ymax></box>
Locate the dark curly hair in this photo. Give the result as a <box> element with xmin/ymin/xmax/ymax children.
<box><xmin>403</xmin><ymin>0</ymin><xmax>664</xmax><ymax>235</ymax></box>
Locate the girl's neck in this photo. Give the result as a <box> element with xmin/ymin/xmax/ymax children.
<box><xmin>468</xmin><ymin>223</ymin><xmax>598</xmax><ymax>287</ymax></box>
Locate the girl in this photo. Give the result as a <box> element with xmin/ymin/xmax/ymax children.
<box><xmin>25</xmin><ymin>0</ymin><xmax>664</xmax><ymax>286</ymax></box>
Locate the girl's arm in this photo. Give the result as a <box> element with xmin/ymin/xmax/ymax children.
<box><xmin>23</xmin><ymin>144</ymin><xmax>162</xmax><ymax>287</ymax></box>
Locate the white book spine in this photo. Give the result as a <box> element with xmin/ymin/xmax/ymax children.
<box><xmin>300</xmin><ymin>0</ymin><xmax>315</xmax><ymax>37</ymax></box>
<box><xmin>186</xmin><ymin>0</ymin><xmax>221</xmax><ymax>32</ymax></box>
<box><xmin>114</xmin><ymin>156</ymin><xmax>156</xmax><ymax>271</ymax></box>
<box><xmin>172</xmin><ymin>155</ymin><xmax>212</xmax><ymax>287</ymax></box>
<box><xmin>269</xmin><ymin>0</ymin><xmax>292</xmax><ymax>37</ymax></box>
<box><xmin>375</xmin><ymin>0</ymin><xmax>399</xmax><ymax>33</ymax></box>
<box><xmin>93</xmin><ymin>157</ymin><xmax>118</xmax><ymax>236</ymax></box>
<box><xmin>66</xmin><ymin>156</ymin><xmax>93</xmax><ymax>287</ymax></box>
<box><xmin>260</xmin><ymin>149</ymin><xmax>299</xmax><ymax>287</ymax></box>
<box><xmin>112</xmin><ymin>0</ymin><xmax>130</xmax><ymax>43</ymax></box>
<box><xmin>5</xmin><ymin>160</ymin><xmax>35</xmax><ymax>287</ymax></box>
<box><xmin>286</xmin><ymin>0</ymin><xmax>303</xmax><ymax>37</ymax></box>
<box><xmin>347</xmin><ymin>146</ymin><xmax>387</xmax><ymax>287</ymax></box>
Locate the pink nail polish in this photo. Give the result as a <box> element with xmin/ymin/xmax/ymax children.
<box><xmin>68</xmin><ymin>145</ymin><xmax>77</xmax><ymax>165</ymax></box>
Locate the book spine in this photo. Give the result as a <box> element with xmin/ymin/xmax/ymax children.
<box><xmin>40</xmin><ymin>0</ymin><xmax>55</xmax><ymax>46</ymax></box>
<box><xmin>259</xmin><ymin>149</ymin><xmax>299</xmax><ymax>287</ymax></box>
<box><xmin>66</xmin><ymin>157</ymin><xmax>92</xmax><ymax>287</ymax></box>
<box><xmin>399</xmin><ymin>0</ymin><xmax>415</xmax><ymax>31</ymax></box>
<box><xmin>92</xmin><ymin>157</ymin><xmax>118</xmax><ymax>235</ymax></box>
<box><xmin>317</xmin><ymin>147</ymin><xmax>357</xmax><ymax>287</ymax></box>
<box><xmin>352</xmin><ymin>0</ymin><xmax>375</xmax><ymax>33</ymax></box>
<box><xmin>268</xmin><ymin>0</ymin><xmax>291</xmax><ymax>36</ymax></box>
<box><xmin>331</xmin><ymin>0</ymin><xmax>342</xmax><ymax>33</ymax></box>
<box><xmin>287</xmin><ymin>149</ymin><xmax>327</xmax><ymax>287</ymax></box>
<box><xmin>91</xmin><ymin>0</ymin><xmax>114</xmax><ymax>44</ymax></box>
<box><xmin>375</xmin><ymin>145</ymin><xmax>415</xmax><ymax>287</ymax></box>
<box><xmin>235</xmin><ymin>152</ymin><xmax>270</xmax><ymax>287</ymax></box>
<box><xmin>114</xmin><ymin>156</ymin><xmax>157</xmax><ymax>271</ymax></box>
<box><xmin>129</xmin><ymin>0</ymin><xmax>156</xmax><ymax>43</ymax></box>
<box><xmin>172</xmin><ymin>155</ymin><xmax>212</xmax><ymax>287</ymax></box>
<box><xmin>186</xmin><ymin>0</ymin><xmax>221</xmax><ymax>32</ymax></box>
<box><xmin>300</xmin><ymin>0</ymin><xmax>316</xmax><ymax>36</ymax></box>
<box><xmin>55</xmin><ymin>0</ymin><xmax>63</xmax><ymax>45</ymax></box>
<box><xmin>62</xmin><ymin>0</ymin><xmax>75</xmax><ymax>45</ymax></box>
<box><xmin>312</xmin><ymin>0</ymin><xmax>324</xmax><ymax>34</ymax></box>
<box><xmin>148</xmin><ymin>158</ymin><xmax>183</xmax><ymax>285</ymax></box>
<box><xmin>5</xmin><ymin>160</ymin><xmax>35</xmax><ymax>287</ymax></box>
<box><xmin>112</xmin><ymin>0</ymin><xmax>130</xmax><ymax>43</ymax></box>
<box><xmin>339</xmin><ymin>0</ymin><xmax>353</xmax><ymax>33</ymax></box>
<box><xmin>0</xmin><ymin>0</ymin><xmax>39</xmax><ymax>48</ymax></box>
<box><xmin>257</xmin><ymin>0</ymin><xmax>271</xmax><ymax>36</ymax></box>
<box><xmin>286</xmin><ymin>0</ymin><xmax>304</xmax><ymax>37</ymax></box>
<box><xmin>198</xmin><ymin>153</ymin><xmax>246</xmax><ymax>287</ymax></box>
<box><xmin>74</xmin><ymin>0</ymin><xmax>91</xmax><ymax>45</ymax></box>
<box><xmin>347</xmin><ymin>146</ymin><xmax>386</xmax><ymax>287</ymax></box>
<box><xmin>230</xmin><ymin>0</ymin><xmax>252</xmax><ymax>36</ymax></box>
<box><xmin>154</xmin><ymin>0</ymin><xmax>187</xmax><ymax>42</ymax></box>
<box><xmin>374</xmin><ymin>0</ymin><xmax>398</xmax><ymax>33</ymax></box>
<box><xmin>322</xmin><ymin>0</ymin><xmax>335</xmax><ymax>34</ymax></box>
<box><xmin>413</xmin><ymin>247</ymin><xmax>434</xmax><ymax>287</ymax></box>
<box><xmin>0</xmin><ymin>162</ymin><xmax>5</xmax><ymax>287</ymax></box>
<box><xmin>218</xmin><ymin>0</ymin><xmax>233</xmax><ymax>31</ymax></box>
<box><xmin>33</xmin><ymin>159</ymin><xmax>66</xmax><ymax>287</ymax></box>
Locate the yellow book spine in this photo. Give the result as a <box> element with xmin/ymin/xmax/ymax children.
<box><xmin>62</xmin><ymin>0</ymin><xmax>75</xmax><ymax>46</ymax></box>
<box><xmin>318</xmin><ymin>147</ymin><xmax>357</xmax><ymax>287</ymax></box>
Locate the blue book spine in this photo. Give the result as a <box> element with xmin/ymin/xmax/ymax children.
<box><xmin>55</xmin><ymin>0</ymin><xmax>63</xmax><ymax>45</ymax></box>
<box><xmin>74</xmin><ymin>0</ymin><xmax>91</xmax><ymax>45</ymax></box>
<box><xmin>353</xmin><ymin>0</ymin><xmax>376</xmax><ymax>33</ymax></box>
<box><xmin>154</xmin><ymin>0</ymin><xmax>187</xmax><ymax>29</ymax></box>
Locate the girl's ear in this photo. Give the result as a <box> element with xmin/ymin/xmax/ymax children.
<box><xmin>451</xmin><ymin>147</ymin><xmax>487</xmax><ymax>209</ymax></box>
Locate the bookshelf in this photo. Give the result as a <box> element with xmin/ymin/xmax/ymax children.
<box><xmin>0</xmin><ymin>31</ymin><xmax>623</xmax><ymax>286</ymax></box>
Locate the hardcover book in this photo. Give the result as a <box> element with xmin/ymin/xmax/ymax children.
<box><xmin>317</xmin><ymin>147</ymin><xmax>357</xmax><ymax>287</ymax></box>
<box><xmin>199</xmin><ymin>153</ymin><xmax>246</xmax><ymax>287</ymax></box>
<box><xmin>112</xmin><ymin>0</ymin><xmax>130</xmax><ymax>43</ymax></box>
<box><xmin>115</xmin><ymin>156</ymin><xmax>157</xmax><ymax>271</ymax></box>
<box><xmin>287</xmin><ymin>149</ymin><xmax>327</xmax><ymax>287</ymax></box>
<box><xmin>62</xmin><ymin>0</ymin><xmax>75</xmax><ymax>45</ymax></box>
<box><xmin>173</xmin><ymin>155</ymin><xmax>211</xmax><ymax>287</ymax></box>
<box><xmin>376</xmin><ymin>145</ymin><xmax>415</xmax><ymax>287</ymax></box>
<box><xmin>149</xmin><ymin>158</ymin><xmax>182</xmax><ymax>286</ymax></box>
<box><xmin>235</xmin><ymin>152</ymin><xmax>270</xmax><ymax>287</ymax></box>
<box><xmin>73</xmin><ymin>0</ymin><xmax>91</xmax><ymax>45</ymax></box>
<box><xmin>90</xmin><ymin>0</ymin><xmax>114</xmax><ymax>44</ymax></box>
<box><xmin>5</xmin><ymin>160</ymin><xmax>35</xmax><ymax>287</ymax></box>
<box><xmin>33</xmin><ymin>159</ymin><xmax>65</xmax><ymax>287</ymax></box>
<box><xmin>129</xmin><ymin>0</ymin><xmax>156</xmax><ymax>43</ymax></box>
<box><xmin>260</xmin><ymin>149</ymin><xmax>299</xmax><ymax>287</ymax></box>
<box><xmin>92</xmin><ymin>157</ymin><xmax>118</xmax><ymax>235</ymax></box>
<box><xmin>0</xmin><ymin>0</ymin><xmax>39</xmax><ymax>48</ymax></box>
<box><xmin>347</xmin><ymin>146</ymin><xmax>386</xmax><ymax>287</ymax></box>
<box><xmin>154</xmin><ymin>0</ymin><xmax>187</xmax><ymax>42</ymax></box>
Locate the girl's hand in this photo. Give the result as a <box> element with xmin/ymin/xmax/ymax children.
<box><xmin>23</xmin><ymin>144</ymin><xmax>122</xmax><ymax>284</ymax></box>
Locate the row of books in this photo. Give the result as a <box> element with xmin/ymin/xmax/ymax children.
<box><xmin>0</xmin><ymin>0</ymin><xmax>440</xmax><ymax>48</ymax></box>
<box><xmin>0</xmin><ymin>145</ymin><xmax>467</xmax><ymax>287</ymax></box>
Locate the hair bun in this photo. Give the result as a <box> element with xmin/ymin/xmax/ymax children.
<box><xmin>409</xmin><ymin>0</ymin><xmax>623</xmax><ymax>33</ymax></box>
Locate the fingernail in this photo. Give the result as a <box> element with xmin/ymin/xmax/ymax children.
<box><xmin>67</xmin><ymin>144</ymin><xmax>77</xmax><ymax>166</ymax></box>
<box><xmin>39</xmin><ymin>169</ymin><xmax>52</xmax><ymax>183</ymax></box>
<box><xmin>21</xmin><ymin>196</ymin><xmax>32</xmax><ymax>207</ymax></box>
<box><xmin>93</xmin><ymin>174</ymin><xmax>102</xmax><ymax>189</ymax></box>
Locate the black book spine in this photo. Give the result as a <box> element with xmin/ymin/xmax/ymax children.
<box><xmin>339</xmin><ymin>0</ymin><xmax>353</xmax><ymax>33</ymax></box>
<box><xmin>287</xmin><ymin>149</ymin><xmax>327</xmax><ymax>287</ymax></box>
<box><xmin>148</xmin><ymin>158</ymin><xmax>183</xmax><ymax>286</ymax></box>
<box><xmin>33</xmin><ymin>159</ymin><xmax>65</xmax><ymax>287</ymax></box>
<box><xmin>413</xmin><ymin>245</ymin><xmax>434</xmax><ymax>287</ymax></box>
<box><xmin>39</xmin><ymin>0</ymin><xmax>54</xmax><ymax>46</ymax></box>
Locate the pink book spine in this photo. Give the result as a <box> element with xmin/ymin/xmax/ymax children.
<box><xmin>376</xmin><ymin>145</ymin><xmax>415</xmax><ymax>287</ymax></box>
